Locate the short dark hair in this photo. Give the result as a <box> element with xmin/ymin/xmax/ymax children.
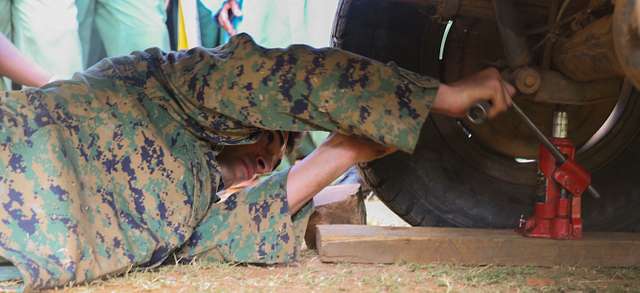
<box><xmin>282</xmin><ymin>131</ymin><xmax>304</xmax><ymax>155</ymax></box>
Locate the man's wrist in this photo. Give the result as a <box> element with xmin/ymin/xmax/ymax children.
<box><xmin>318</xmin><ymin>135</ymin><xmax>361</xmax><ymax>166</ymax></box>
<box><xmin>432</xmin><ymin>83</ymin><xmax>451</xmax><ymax>115</ymax></box>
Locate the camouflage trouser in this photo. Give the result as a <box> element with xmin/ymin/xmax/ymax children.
<box><xmin>0</xmin><ymin>33</ymin><xmax>438</xmax><ymax>291</ymax></box>
<box><xmin>0</xmin><ymin>183</ymin><xmax>307</xmax><ymax>264</ymax></box>
<box><xmin>0</xmin><ymin>164</ymin><xmax>311</xmax><ymax>292</ymax></box>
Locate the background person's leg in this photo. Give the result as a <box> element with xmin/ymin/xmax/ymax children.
<box><xmin>11</xmin><ymin>0</ymin><xmax>83</xmax><ymax>79</ymax></box>
<box><xmin>197</xmin><ymin>0</ymin><xmax>225</xmax><ymax>48</ymax></box>
<box><xmin>0</xmin><ymin>0</ymin><xmax>10</xmax><ymax>37</ymax></box>
<box><xmin>95</xmin><ymin>0</ymin><xmax>170</xmax><ymax>57</ymax></box>
<box><xmin>75</xmin><ymin>0</ymin><xmax>107</xmax><ymax>69</ymax></box>
<box><xmin>234</xmin><ymin>0</ymin><xmax>339</xmax><ymax>48</ymax></box>
<box><xmin>300</xmin><ymin>0</ymin><xmax>340</xmax><ymax>47</ymax></box>
<box><xmin>235</xmin><ymin>0</ymin><xmax>294</xmax><ymax>48</ymax></box>
<box><xmin>0</xmin><ymin>0</ymin><xmax>11</xmax><ymax>91</ymax></box>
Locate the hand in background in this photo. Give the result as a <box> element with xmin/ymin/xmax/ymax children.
<box><xmin>217</xmin><ymin>0</ymin><xmax>242</xmax><ymax>35</ymax></box>
<box><xmin>0</xmin><ymin>34</ymin><xmax>52</xmax><ymax>88</ymax></box>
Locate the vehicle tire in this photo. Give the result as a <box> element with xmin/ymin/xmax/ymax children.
<box><xmin>333</xmin><ymin>0</ymin><xmax>640</xmax><ymax>231</ymax></box>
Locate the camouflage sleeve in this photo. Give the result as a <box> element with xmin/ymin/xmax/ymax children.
<box><xmin>142</xmin><ymin>33</ymin><xmax>439</xmax><ymax>153</ymax></box>
<box><xmin>176</xmin><ymin>169</ymin><xmax>313</xmax><ymax>264</ymax></box>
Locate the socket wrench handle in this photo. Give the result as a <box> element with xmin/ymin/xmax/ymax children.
<box><xmin>466</xmin><ymin>101</ymin><xmax>492</xmax><ymax>124</ymax></box>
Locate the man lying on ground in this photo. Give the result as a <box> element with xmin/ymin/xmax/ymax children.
<box><xmin>0</xmin><ymin>33</ymin><xmax>514</xmax><ymax>291</ymax></box>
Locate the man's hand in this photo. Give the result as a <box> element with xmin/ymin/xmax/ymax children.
<box><xmin>432</xmin><ymin>68</ymin><xmax>516</xmax><ymax>119</ymax></box>
<box><xmin>217</xmin><ymin>0</ymin><xmax>242</xmax><ymax>35</ymax></box>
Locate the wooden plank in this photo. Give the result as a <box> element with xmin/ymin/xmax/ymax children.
<box><xmin>316</xmin><ymin>225</ymin><xmax>640</xmax><ymax>267</ymax></box>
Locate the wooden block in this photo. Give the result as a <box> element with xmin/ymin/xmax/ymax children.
<box><xmin>316</xmin><ymin>225</ymin><xmax>640</xmax><ymax>267</ymax></box>
<box><xmin>312</xmin><ymin>184</ymin><xmax>361</xmax><ymax>206</ymax></box>
<box><xmin>304</xmin><ymin>184</ymin><xmax>366</xmax><ymax>249</ymax></box>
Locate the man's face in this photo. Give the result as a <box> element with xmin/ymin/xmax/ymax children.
<box><xmin>218</xmin><ymin>131</ymin><xmax>286</xmax><ymax>186</ymax></box>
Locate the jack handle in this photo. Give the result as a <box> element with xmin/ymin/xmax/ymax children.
<box><xmin>467</xmin><ymin>101</ymin><xmax>601</xmax><ymax>199</ymax></box>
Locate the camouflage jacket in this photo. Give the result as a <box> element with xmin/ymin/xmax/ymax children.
<box><xmin>0</xmin><ymin>33</ymin><xmax>438</xmax><ymax>291</ymax></box>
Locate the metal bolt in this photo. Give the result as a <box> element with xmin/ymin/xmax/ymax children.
<box><xmin>524</xmin><ymin>75</ymin><xmax>536</xmax><ymax>87</ymax></box>
<box><xmin>552</xmin><ymin>111</ymin><xmax>569</xmax><ymax>138</ymax></box>
<box><xmin>514</xmin><ymin>67</ymin><xmax>541</xmax><ymax>94</ymax></box>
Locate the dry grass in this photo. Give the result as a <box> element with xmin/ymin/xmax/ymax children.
<box><xmin>13</xmin><ymin>250</ymin><xmax>632</xmax><ymax>292</ymax></box>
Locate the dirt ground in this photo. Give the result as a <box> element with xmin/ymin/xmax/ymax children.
<box><xmin>26</xmin><ymin>249</ymin><xmax>636</xmax><ymax>292</ymax></box>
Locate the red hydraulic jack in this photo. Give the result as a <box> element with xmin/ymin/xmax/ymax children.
<box><xmin>517</xmin><ymin>111</ymin><xmax>590</xmax><ymax>239</ymax></box>
<box><xmin>468</xmin><ymin>102</ymin><xmax>601</xmax><ymax>240</ymax></box>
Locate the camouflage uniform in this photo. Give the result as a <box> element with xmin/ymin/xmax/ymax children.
<box><xmin>0</xmin><ymin>33</ymin><xmax>438</xmax><ymax>291</ymax></box>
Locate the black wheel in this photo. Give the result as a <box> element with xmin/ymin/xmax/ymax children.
<box><xmin>333</xmin><ymin>0</ymin><xmax>640</xmax><ymax>231</ymax></box>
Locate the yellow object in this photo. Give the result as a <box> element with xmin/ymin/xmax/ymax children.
<box><xmin>177</xmin><ymin>1</ymin><xmax>189</xmax><ymax>50</ymax></box>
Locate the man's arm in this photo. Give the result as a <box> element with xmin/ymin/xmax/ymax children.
<box><xmin>286</xmin><ymin>68</ymin><xmax>515</xmax><ymax>213</ymax></box>
<box><xmin>0</xmin><ymin>34</ymin><xmax>51</xmax><ymax>87</ymax></box>
<box><xmin>145</xmin><ymin>34</ymin><xmax>513</xmax><ymax>154</ymax></box>
<box><xmin>147</xmin><ymin>33</ymin><xmax>437</xmax><ymax>153</ymax></box>
<box><xmin>286</xmin><ymin>133</ymin><xmax>395</xmax><ymax>212</ymax></box>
